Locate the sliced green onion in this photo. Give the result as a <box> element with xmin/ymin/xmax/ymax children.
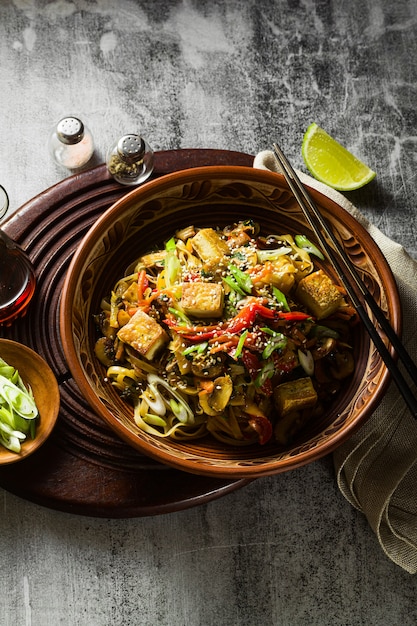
<box><xmin>169</xmin><ymin>398</ymin><xmax>188</xmax><ymax>423</ymax></box>
<box><xmin>310</xmin><ymin>325</ymin><xmax>340</xmax><ymax>339</ymax></box>
<box><xmin>165</xmin><ymin>236</ymin><xmax>176</xmax><ymax>252</ymax></box>
<box><xmin>222</xmin><ymin>275</ymin><xmax>246</xmax><ymax>296</ymax></box>
<box><xmin>0</xmin><ymin>374</ymin><xmax>38</xmax><ymax>419</ymax></box>
<box><xmin>142</xmin><ymin>413</ymin><xmax>167</xmax><ymax>427</ymax></box>
<box><xmin>0</xmin><ymin>364</ymin><xmax>15</xmax><ymax>379</ymax></box>
<box><xmin>141</xmin><ymin>382</ymin><xmax>166</xmax><ymax>416</ymax></box>
<box><xmin>260</xmin><ymin>326</ymin><xmax>275</xmax><ymax>336</ymax></box>
<box><xmin>147</xmin><ymin>374</ymin><xmax>195</xmax><ymax>425</ymax></box>
<box><xmin>294</xmin><ymin>235</ymin><xmax>325</xmax><ymax>260</ymax></box>
<box><xmin>228</xmin><ymin>264</ymin><xmax>253</xmax><ymax>294</ymax></box>
<box><xmin>234</xmin><ymin>330</ymin><xmax>248</xmax><ymax>359</ymax></box>
<box><xmin>298</xmin><ymin>349</ymin><xmax>314</xmax><ymax>376</ymax></box>
<box><xmin>262</xmin><ymin>332</ymin><xmax>287</xmax><ymax>359</ymax></box>
<box><xmin>0</xmin><ymin>364</ymin><xmax>39</xmax><ymax>454</ymax></box>
<box><xmin>182</xmin><ymin>342</ymin><xmax>208</xmax><ymax>356</ymax></box>
<box><xmin>256</xmin><ymin>247</ymin><xmax>292</xmax><ymax>263</ymax></box>
<box><xmin>255</xmin><ymin>361</ymin><xmax>275</xmax><ymax>388</ymax></box>
<box><xmin>168</xmin><ymin>307</ymin><xmax>191</xmax><ymax>326</ymax></box>
<box><xmin>272</xmin><ymin>286</ymin><xmax>290</xmax><ymax>312</ymax></box>
<box><xmin>165</xmin><ymin>250</ymin><xmax>180</xmax><ymax>286</ymax></box>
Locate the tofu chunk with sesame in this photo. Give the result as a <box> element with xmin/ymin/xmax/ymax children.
<box><xmin>117</xmin><ymin>309</ymin><xmax>168</xmax><ymax>360</ymax></box>
<box><xmin>181</xmin><ymin>282</ymin><xmax>224</xmax><ymax>318</ymax></box>
<box><xmin>295</xmin><ymin>270</ymin><xmax>343</xmax><ymax>319</ymax></box>
<box><xmin>190</xmin><ymin>228</ymin><xmax>230</xmax><ymax>267</ymax></box>
<box><xmin>274</xmin><ymin>377</ymin><xmax>318</xmax><ymax>418</ymax></box>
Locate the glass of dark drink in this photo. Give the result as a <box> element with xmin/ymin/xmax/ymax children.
<box><xmin>0</xmin><ymin>230</ymin><xmax>36</xmax><ymax>326</ymax></box>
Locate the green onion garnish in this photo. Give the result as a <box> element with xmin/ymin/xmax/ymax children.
<box><xmin>234</xmin><ymin>330</ymin><xmax>248</xmax><ymax>359</ymax></box>
<box><xmin>165</xmin><ymin>237</ymin><xmax>176</xmax><ymax>252</ymax></box>
<box><xmin>272</xmin><ymin>286</ymin><xmax>290</xmax><ymax>312</ymax></box>
<box><xmin>228</xmin><ymin>264</ymin><xmax>253</xmax><ymax>294</ymax></box>
<box><xmin>294</xmin><ymin>235</ymin><xmax>325</xmax><ymax>260</ymax></box>
<box><xmin>168</xmin><ymin>307</ymin><xmax>191</xmax><ymax>325</ymax></box>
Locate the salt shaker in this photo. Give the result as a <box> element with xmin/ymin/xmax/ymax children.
<box><xmin>106</xmin><ymin>134</ymin><xmax>154</xmax><ymax>185</ymax></box>
<box><xmin>49</xmin><ymin>116</ymin><xmax>95</xmax><ymax>170</ymax></box>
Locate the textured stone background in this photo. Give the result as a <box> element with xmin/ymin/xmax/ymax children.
<box><xmin>1</xmin><ymin>1</ymin><xmax>417</xmax><ymax>625</ymax></box>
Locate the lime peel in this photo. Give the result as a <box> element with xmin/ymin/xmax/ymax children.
<box><xmin>301</xmin><ymin>123</ymin><xmax>376</xmax><ymax>191</ymax></box>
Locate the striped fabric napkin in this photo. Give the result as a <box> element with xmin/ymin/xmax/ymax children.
<box><xmin>254</xmin><ymin>150</ymin><xmax>417</xmax><ymax>574</ymax></box>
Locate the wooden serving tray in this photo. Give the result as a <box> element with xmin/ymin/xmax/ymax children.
<box><xmin>0</xmin><ymin>149</ymin><xmax>253</xmax><ymax>517</ymax></box>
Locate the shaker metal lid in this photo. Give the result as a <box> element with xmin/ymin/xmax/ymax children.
<box><xmin>56</xmin><ymin>117</ymin><xmax>85</xmax><ymax>145</ymax></box>
<box><xmin>116</xmin><ymin>134</ymin><xmax>145</xmax><ymax>163</ymax></box>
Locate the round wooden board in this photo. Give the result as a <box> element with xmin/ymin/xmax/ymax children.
<box><xmin>0</xmin><ymin>149</ymin><xmax>253</xmax><ymax>517</ymax></box>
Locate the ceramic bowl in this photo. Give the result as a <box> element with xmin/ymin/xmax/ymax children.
<box><xmin>0</xmin><ymin>339</ymin><xmax>60</xmax><ymax>464</ymax></box>
<box><xmin>60</xmin><ymin>166</ymin><xmax>400</xmax><ymax>478</ymax></box>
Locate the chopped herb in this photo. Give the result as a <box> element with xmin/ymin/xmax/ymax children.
<box><xmin>168</xmin><ymin>307</ymin><xmax>191</xmax><ymax>326</ymax></box>
<box><xmin>165</xmin><ymin>237</ymin><xmax>176</xmax><ymax>252</ymax></box>
<box><xmin>182</xmin><ymin>342</ymin><xmax>208</xmax><ymax>356</ymax></box>
<box><xmin>255</xmin><ymin>361</ymin><xmax>275</xmax><ymax>388</ymax></box>
<box><xmin>295</xmin><ymin>235</ymin><xmax>325</xmax><ymax>260</ymax></box>
<box><xmin>234</xmin><ymin>330</ymin><xmax>248</xmax><ymax>359</ymax></box>
<box><xmin>223</xmin><ymin>275</ymin><xmax>246</xmax><ymax>296</ymax></box>
<box><xmin>272</xmin><ymin>286</ymin><xmax>290</xmax><ymax>312</ymax></box>
<box><xmin>261</xmin><ymin>330</ymin><xmax>287</xmax><ymax>359</ymax></box>
<box><xmin>228</xmin><ymin>263</ymin><xmax>253</xmax><ymax>294</ymax></box>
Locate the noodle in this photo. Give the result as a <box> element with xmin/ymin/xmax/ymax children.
<box><xmin>94</xmin><ymin>220</ymin><xmax>356</xmax><ymax>446</ymax></box>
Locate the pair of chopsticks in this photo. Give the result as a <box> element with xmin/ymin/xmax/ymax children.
<box><xmin>272</xmin><ymin>143</ymin><xmax>417</xmax><ymax>420</ymax></box>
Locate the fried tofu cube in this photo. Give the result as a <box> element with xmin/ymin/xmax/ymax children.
<box><xmin>181</xmin><ymin>282</ymin><xmax>224</xmax><ymax>318</ymax></box>
<box><xmin>190</xmin><ymin>228</ymin><xmax>230</xmax><ymax>267</ymax></box>
<box><xmin>117</xmin><ymin>309</ymin><xmax>168</xmax><ymax>360</ymax></box>
<box><xmin>122</xmin><ymin>282</ymin><xmax>138</xmax><ymax>304</ymax></box>
<box><xmin>274</xmin><ymin>377</ymin><xmax>318</xmax><ymax>418</ymax></box>
<box><xmin>295</xmin><ymin>270</ymin><xmax>343</xmax><ymax>319</ymax></box>
<box><xmin>140</xmin><ymin>250</ymin><xmax>166</xmax><ymax>268</ymax></box>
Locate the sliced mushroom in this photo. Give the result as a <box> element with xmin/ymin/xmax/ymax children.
<box><xmin>191</xmin><ymin>352</ymin><xmax>224</xmax><ymax>378</ymax></box>
<box><xmin>199</xmin><ymin>375</ymin><xmax>233</xmax><ymax>416</ymax></box>
<box><xmin>169</xmin><ymin>333</ymin><xmax>191</xmax><ymax>375</ymax></box>
<box><xmin>329</xmin><ymin>349</ymin><xmax>355</xmax><ymax>380</ymax></box>
<box><xmin>94</xmin><ymin>337</ymin><xmax>115</xmax><ymax>367</ymax></box>
<box><xmin>311</xmin><ymin>337</ymin><xmax>337</xmax><ymax>360</ymax></box>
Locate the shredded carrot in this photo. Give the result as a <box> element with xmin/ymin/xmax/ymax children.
<box><xmin>208</xmin><ymin>334</ymin><xmax>237</xmax><ymax>345</ymax></box>
<box><xmin>199</xmin><ymin>380</ymin><xmax>215</xmax><ymax>393</ymax></box>
<box><xmin>143</xmin><ymin>290</ymin><xmax>161</xmax><ymax>306</ymax></box>
<box><xmin>334</xmin><ymin>306</ymin><xmax>359</xmax><ymax>322</ymax></box>
<box><xmin>248</xmin><ymin>261</ymin><xmax>273</xmax><ymax>281</ymax></box>
<box><xmin>137</xmin><ymin>269</ymin><xmax>147</xmax><ymax>301</ymax></box>
<box><xmin>210</xmin><ymin>340</ymin><xmax>236</xmax><ymax>354</ymax></box>
<box><xmin>115</xmin><ymin>340</ymin><xmax>125</xmax><ymax>361</ymax></box>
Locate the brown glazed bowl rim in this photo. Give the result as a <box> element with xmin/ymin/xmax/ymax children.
<box><xmin>0</xmin><ymin>339</ymin><xmax>60</xmax><ymax>465</ymax></box>
<box><xmin>60</xmin><ymin>165</ymin><xmax>400</xmax><ymax>478</ymax></box>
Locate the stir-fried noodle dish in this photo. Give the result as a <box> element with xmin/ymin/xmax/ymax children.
<box><xmin>94</xmin><ymin>220</ymin><xmax>357</xmax><ymax>446</ymax></box>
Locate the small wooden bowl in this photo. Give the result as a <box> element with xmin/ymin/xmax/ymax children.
<box><xmin>0</xmin><ymin>339</ymin><xmax>60</xmax><ymax>464</ymax></box>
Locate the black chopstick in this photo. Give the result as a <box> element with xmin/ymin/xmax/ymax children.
<box><xmin>272</xmin><ymin>142</ymin><xmax>417</xmax><ymax>419</ymax></box>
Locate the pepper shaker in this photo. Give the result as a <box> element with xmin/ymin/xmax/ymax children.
<box><xmin>106</xmin><ymin>134</ymin><xmax>154</xmax><ymax>185</ymax></box>
<box><xmin>49</xmin><ymin>116</ymin><xmax>95</xmax><ymax>170</ymax></box>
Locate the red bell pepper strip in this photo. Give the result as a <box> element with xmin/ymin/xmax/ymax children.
<box><xmin>248</xmin><ymin>415</ymin><xmax>273</xmax><ymax>445</ymax></box>
<box><xmin>164</xmin><ymin>301</ymin><xmax>312</xmax><ymax>342</ymax></box>
<box><xmin>137</xmin><ymin>269</ymin><xmax>149</xmax><ymax>301</ymax></box>
<box><xmin>241</xmin><ymin>350</ymin><xmax>273</xmax><ymax>396</ymax></box>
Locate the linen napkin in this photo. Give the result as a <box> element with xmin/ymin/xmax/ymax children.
<box><xmin>254</xmin><ymin>150</ymin><xmax>417</xmax><ymax>574</ymax></box>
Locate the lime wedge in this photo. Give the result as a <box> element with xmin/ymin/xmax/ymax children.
<box><xmin>301</xmin><ymin>123</ymin><xmax>376</xmax><ymax>191</ymax></box>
